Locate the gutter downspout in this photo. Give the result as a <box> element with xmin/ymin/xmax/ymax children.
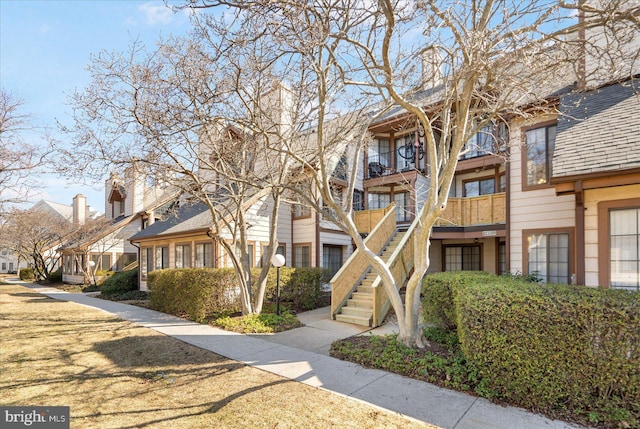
<box><xmin>575</xmin><ymin>180</ymin><xmax>585</xmax><ymax>285</ymax></box>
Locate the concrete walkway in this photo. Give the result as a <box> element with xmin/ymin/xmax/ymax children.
<box><xmin>13</xmin><ymin>280</ymin><xmax>586</xmax><ymax>429</ymax></box>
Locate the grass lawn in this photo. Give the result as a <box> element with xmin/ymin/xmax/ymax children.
<box><xmin>0</xmin><ymin>283</ymin><xmax>433</xmax><ymax>429</ymax></box>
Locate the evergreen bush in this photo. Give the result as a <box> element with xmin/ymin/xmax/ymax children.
<box><xmin>19</xmin><ymin>267</ymin><xmax>34</xmax><ymax>281</ymax></box>
<box><xmin>100</xmin><ymin>269</ymin><xmax>138</xmax><ymax>297</ymax></box>
<box><xmin>455</xmin><ymin>279</ymin><xmax>640</xmax><ymax>426</ymax></box>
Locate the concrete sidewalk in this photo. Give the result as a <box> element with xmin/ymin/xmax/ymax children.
<box><xmin>15</xmin><ymin>281</ymin><xmax>585</xmax><ymax>429</ymax></box>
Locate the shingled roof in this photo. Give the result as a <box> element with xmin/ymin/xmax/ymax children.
<box><xmin>129</xmin><ymin>201</ymin><xmax>212</xmax><ymax>241</ymax></box>
<box><xmin>553</xmin><ymin>79</ymin><xmax>640</xmax><ymax>179</ymax></box>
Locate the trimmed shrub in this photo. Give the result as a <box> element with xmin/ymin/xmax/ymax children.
<box><xmin>421</xmin><ymin>271</ymin><xmax>494</xmax><ymax>331</ymax></box>
<box><xmin>100</xmin><ymin>269</ymin><xmax>138</xmax><ymax>297</ymax></box>
<box><xmin>46</xmin><ymin>269</ymin><xmax>62</xmax><ymax>283</ymax></box>
<box><xmin>19</xmin><ymin>267</ymin><xmax>34</xmax><ymax>281</ymax></box>
<box><xmin>148</xmin><ymin>268</ymin><xmax>242</xmax><ymax>322</ymax></box>
<box><xmin>261</xmin><ymin>267</ymin><xmax>331</xmax><ymax>311</ymax></box>
<box><xmin>457</xmin><ymin>280</ymin><xmax>640</xmax><ymax>426</ymax></box>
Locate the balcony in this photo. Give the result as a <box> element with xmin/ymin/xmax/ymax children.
<box><xmin>366</xmin><ymin>151</ymin><xmax>422</xmax><ymax>179</ymax></box>
<box><xmin>436</xmin><ymin>193</ymin><xmax>506</xmax><ymax>227</ymax></box>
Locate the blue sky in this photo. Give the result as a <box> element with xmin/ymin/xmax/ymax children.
<box><xmin>1</xmin><ymin>0</ymin><xmax>193</xmax><ymax>211</ymax></box>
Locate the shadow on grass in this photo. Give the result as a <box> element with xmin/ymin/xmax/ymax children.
<box><xmin>85</xmin><ymin>336</ymin><xmax>295</xmax><ymax>428</ymax></box>
<box><xmin>77</xmin><ymin>379</ymin><xmax>292</xmax><ymax>428</ymax></box>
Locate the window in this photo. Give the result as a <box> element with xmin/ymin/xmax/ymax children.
<box><xmin>526</xmin><ymin>231</ymin><xmax>570</xmax><ymax>283</ymax></box>
<box><xmin>322</xmin><ymin>186</ymin><xmax>343</xmax><ymax>221</ymax></box>
<box><xmin>444</xmin><ymin>245</ymin><xmax>481</xmax><ymax>271</ymax></box>
<box><xmin>293</xmin><ymin>204</ymin><xmax>311</xmax><ymax>219</ymax></box>
<box><xmin>498</xmin><ymin>242</ymin><xmax>507</xmax><ymax>275</ymax></box>
<box><xmin>609</xmin><ymin>208</ymin><xmax>640</xmax><ymax>291</ymax></box>
<box><xmin>394</xmin><ymin>192</ymin><xmax>411</xmax><ymax>222</ymax></box>
<box><xmin>353</xmin><ymin>190</ymin><xmax>364</xmax><ymax>211</ymax></box>
<box><xmin>141</xmin><ymin>248</ymin><xmax>153</xmax><ymax>278</ymax></box>
<box><xmin>91</xmin><ymin>253</ymin><xmax>112</xmax><ymax>271</ymax></box>
<box><xmin>525</xmin><ymin>124</ymin><xmax>556</xmax><ymax>187</ymax></box>
<box><xmin>261</xmin><ymin>244</ymin><xmax>285</xmax><ymax>267</ymax></box>
<box><xmin>368</xmin><ymin>193</ymin><xmax>391</xmax><ymax>210</ymax></box>
<box><xmin>248</xmin><ymin>244</ymin><xmax>255</xmax><ymax>268</ymax></box>
<box><xmin>368</xmin><ymin>138</ymin><xmax>391</xmax><ymax>178</ymax></box>
<box><xmin>195</xmin><ymin>243</ymin><xmax>213</xmax><ymax>268</ymax></box>
<box><xmin>1</xmin><ymin>263</ymin><xmax>5</xmax><ymax>271</ymax></box>
<box><xmin>175</xmin><ymin>244</ymin><xmax>191</xmax><ymax>268</ymax></box>
<box><xmin>294</xmin><ymin>244</ymin><xmax>311</xmax><ymax>267</ymax></box>
<box><xmin>155</xmin><ymin>246</ymin><xmax>169</xmax><ymax>270</ymax></box>
<box><xmin>464</xmin><ymin>178</ymin><xmax>495</xmax><ymax>197</ymax></box>
<box><xmin>461</xmin><ymin>123</ymin><xmax>508</xmax><ymax>160</ymax></box>
<box><xmin>395</xmin><ymin>132</ymin><xmax>416</xmax><ymax>171</ymax></box>
<box><xmin>116</xmin><ymin>253</ymin><xmax>136</xmax><ymax>271</ymax></box>
<box><xmin>323</xmin><ymin>245</ymin><xmax>343</xmax><ymax>276</ymax></box>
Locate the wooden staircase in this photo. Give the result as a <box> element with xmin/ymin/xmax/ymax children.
<box><xmin>335</xmin><ymin>231</ymin><xmax>406</xmax><ymax>326</ymax></box>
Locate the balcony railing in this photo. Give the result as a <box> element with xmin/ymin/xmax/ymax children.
<box><xmin>353</xmin><ymin>205</ymin><xmax>395</xmax><ymax>234</ymax></box>
<box><xmin>436</xmin><ymin>193</ymin><xmax>506</xmax><ymax>226</ymax></box>
<box><xmin>366</xmin><ymin>152</ymin><xmax>393</xmax><ymax>178</ymax></box>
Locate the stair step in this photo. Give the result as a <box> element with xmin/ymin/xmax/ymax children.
<box><xmin>357</xmin><ymin>285</ymin><xmax>374</xmax><ymax>294</ymax></box>
<box><xmin>352</xmin><ymin>291</ymin><xmax>373</xmax><ymax>300</ymax></box>
<box><xmin>335</xmin><ymin>313</ymin><xmax>371</xmax><ymax>326</ymax></box>
<box><xmin>341</xmin><ymin>306</ymin><xmax>372</xmax><ymax>317</ymax></box>
<box><xmin>347</xmin><ymin>298</ymin><xmax>373</xmax><ymax>308</ymax></box>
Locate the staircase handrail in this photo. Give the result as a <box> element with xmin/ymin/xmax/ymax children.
<box><xmin>330</xmin><ymin>203</ymin><xmax>397</xmax><ymax>319</ymax></box>
<box><xmin>123</xmin><ymin>260</ymin><xmax>139</xmax><ymax>271</ymax></box>
<box><xmin>370</xmin><ymin>213</ymin><xmax>420</xmax><ymax>326</ymax></box>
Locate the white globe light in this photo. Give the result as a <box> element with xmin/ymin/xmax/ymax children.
<box><xmin>271</xmin><ymin>254</ymin><xmax>285</xmax><ymax>267</ymax></box>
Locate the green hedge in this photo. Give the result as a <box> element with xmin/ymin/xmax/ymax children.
<box><xmin>262</xmin><ymin>267</ymin><xmax>331</xmax><ymax>311</ymax></box>
<box><xmin>421</xmin><ymin>271</ymin><xmax>494</xmax><ymax>331</ymax></box>
<box><xmin>148</xmin><ymin>267</ymin><xmax>330</xmax><ymax>322</ymax></box>
<box><xmin>19</xmin><ymin>267</ymin><xmax>34</xmax><ymax>281</ymax></box>
<box><xmin>148</xmin><ymin>268</ymin><xmax>242</xmax><ymax>322</ymax></box>
<box><xmin>100</xmin><ymin>269</ymin><xmax>138</xmax><ymax>297</ymax></box>
<box><xmin>46</xmin><ymin>269</ymin><xmax>62</xmax><ymax>283</ymax></box>
<box><xmin>456</xmin><ymin>280</ymin><xmax>640</xmax><ymax>425</ymax></box>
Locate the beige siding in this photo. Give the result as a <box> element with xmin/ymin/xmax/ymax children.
<box><xmin>508</xmin><ymin>119</ymin><xmax>575</xmax><ymax>275</ymax></box>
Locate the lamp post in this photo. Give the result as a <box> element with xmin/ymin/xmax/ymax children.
<box><xmin>271</xmin><ymin>254</ymin><xmax>285</xmax><ymax>316</ymax></box>
<box><xmin>87</xmin><ymin>260</ymin><xmax>97</xmax><ymax>288</ymax></box>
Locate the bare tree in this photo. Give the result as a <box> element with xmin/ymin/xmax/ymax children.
<box><xmin>0</xmin><ymin>206</ymin><xmax>75</xmax><ymax>280</ymax></box>
<box><xmin>55</xmin><ymin>34</ymin><xmax>299</xmax><ymax>314</ymax></box>
<box><xmin>0</xmin><ymin>89</ymin><xmax>47</xmax><ymax>213</ymax></box>
<box><xmin>176</xmin><ymin>0</ymin><xmax>638</xmax><ymax>347</ymax></box>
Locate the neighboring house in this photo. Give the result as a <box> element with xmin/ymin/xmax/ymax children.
<box><xmin>0</xmin><ymin>248</ymin><xmax>26</xmax><ymax>274</ymax></box>
<box><xmin>27</xmin><ymin>198</ymin><xmax>98</xmax><ymax>274</ymax></box>
<box><xmin>59</xmin><ymin>164</ymin><xmax>176</xmax><ymax>284</ymax></box>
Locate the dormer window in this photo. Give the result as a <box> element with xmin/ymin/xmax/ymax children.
<box><xmin>108</xmin><ymin>184</ymin><xmax>127</xmax><ymax>218</ymax></box>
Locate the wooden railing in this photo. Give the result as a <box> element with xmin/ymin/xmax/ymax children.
<box><xmin>331</xmin><ymin>203</ymin><xmax>397</xmax><ymax>319</ymax></box>
<box><xmin>371</xmin><ymin>215</ymin><xmax>417</xmax><ymax>326</ymax></box>
<box><xmin>123</xmin><ymin>260</ymin><xmax>139</xmax><ymax>271</ymax></box>
<box><xmin>435</xmin><ymin>193</ymin><xmax>506</xmax><ymax>226</ymax></box>
<box><xmin>353</xmin><ymin>205</ymin><xmax>395</xmax><ymax>234</ymax></box>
